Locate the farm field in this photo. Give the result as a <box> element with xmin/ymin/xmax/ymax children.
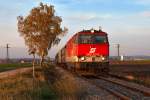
<box><xmin>110</xmin><ymin>61</ymin><xmax>150</xmax><ymax>87</ymax></box>
<box><xmin>0</xmin><ymin>63</ymin><xmax>32</xmax><ymax>72</ymax></box>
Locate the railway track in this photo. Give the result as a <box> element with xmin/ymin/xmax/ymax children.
<box><xmin>44</xmin><ymin>64</ymin><xmax>150</xmax><ymax>99</ymax></box>
<box><xmin>82</xmin><ymin>75</ymin><xmax>150</xmax><ymax>100</ymax></box>
<box><xmin>57</xmin><ymin>65</ymin><xmax>150</xmax><ymax>99</ymax></box>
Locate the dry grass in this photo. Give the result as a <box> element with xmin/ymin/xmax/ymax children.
<box><xmin>52</xmin><ymin>75</ymin><xmax>82</xmax><ymax>96</ymax></box>
<box><xmin>0</xmin><ymin>67</ymin><xmax>57</xmax><ymax>100</ymax></box>
<box><xmin>0</xmin><ymin>63</ymin><xmax>87</xmax><ymax>100</ymax></box>
<box><xmin>129</xmin><ymin>73</ymin><xmax>150</xmax><ymax>88</ymax></box>
<box><xmin>49</xmin><ymin>67</ymin><xmax>87</xmax><ymax>100</ymax></box>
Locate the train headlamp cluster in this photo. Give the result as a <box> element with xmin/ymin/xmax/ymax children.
<box><xmin>102</xmin><ymin>57</ymin><xmax>105</xmax><ymax>60</ymax></box>
<box><xmin>74</xmin><ymin>56</ymin><xmax>79</xmax><ymax>62</ymax></box>
<box><xmin>80</xmin><ymin>57</ymin><xmax>85</xmax><ymax>61</ymax></box>
<box><xmin>75</xmin><ymin>55</ymin><xmax>108</xmax><ymax>62</ymax></box>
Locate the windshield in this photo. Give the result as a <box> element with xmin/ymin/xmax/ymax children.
<box><xmin>78</xmin><ymin>34</ymin><xmax>107</xmax><ymax>44</ymax></box>
<box><xmin>78</xmin><ymin>35</ymin><xmax>93</xmax><ymax>44</ymax></box>
<box><xmin>95</xmin><ymin>36</ymin><xmax>107</xmax><ymax>43</ymax></box>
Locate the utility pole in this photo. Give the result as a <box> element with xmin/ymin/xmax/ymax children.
<box><xmin>117</xmin><ymin>44</ymin><xmax>120</xmax><ymax>60</ymax></box>
<box><xmin>6</xmin><ymin>44</ymin><xmax>10</xmax><ymax>63</ymax></box>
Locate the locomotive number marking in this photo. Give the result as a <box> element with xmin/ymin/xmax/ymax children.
<box><xmin>89</xmin><ymin>48</ymin><xmax>96</xmax><ymax>53</ymax></box>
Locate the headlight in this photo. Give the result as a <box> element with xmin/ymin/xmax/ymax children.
<box><xmin>80</xmin><ymin>57</ymin><xmax>85</xmax><ymax>61</ymax></box>
<box><xmin>102</xmin><ymin>57</ymin><xmax>105</xmax><ymax>60</ymax></box>
<box><xmin>74</xmin><ymin>56</ymin><xmax>78</xmax><ymax>62</ymax></box>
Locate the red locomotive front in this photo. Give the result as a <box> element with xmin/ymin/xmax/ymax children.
<box><xmin>56</xmin><ymin>28</ymin><xmax>109</xmax><ymax>74</ymax></box>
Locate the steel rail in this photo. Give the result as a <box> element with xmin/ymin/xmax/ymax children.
<box><xmin>81</xmin><ymin>76</ymin><xmax>130</xmax><ymax>100</ymax></box>
<box><xmin>98</xmin><ymin>76</ymin><xmax>150</xmax><ymax>96</ymax></box>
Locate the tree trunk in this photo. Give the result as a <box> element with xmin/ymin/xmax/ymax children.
<box><xmin>32</xmin><ymin>54</ymin><xmax>35</xmax><ymax>79</ymax></box>
<box><xmin>40</xmin><ymin>51</ymin><xmax>45</xmax><ymax>67</ymax></box>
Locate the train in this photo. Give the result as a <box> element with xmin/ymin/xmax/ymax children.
<box><xmin>55</xmin><ymin>28</ymin><xmax>109</xmax><ymax>75</ymax></box>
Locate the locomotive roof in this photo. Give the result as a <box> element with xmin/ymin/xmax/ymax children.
<box><xmin>66</xmin><ymin>29</ymin><xmax>108</xmax><ymax>45</ymax></box>
<box><xmin>77</xmin><ymin>29</ymin><xmax>107</xmax><ymax>35</ymax></box>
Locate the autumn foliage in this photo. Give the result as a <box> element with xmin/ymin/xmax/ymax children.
<box><xmin>17</xmin><ymin>3</ymin><xmax>67</xmax><ymax>66</ymax></box>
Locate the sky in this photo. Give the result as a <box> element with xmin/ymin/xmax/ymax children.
<box><xmin>0</xmin><ymin>0</ymin><xmax>150</xmax><ymax>58</ymax></box>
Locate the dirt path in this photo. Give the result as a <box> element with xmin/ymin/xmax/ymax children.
<box><xmin>0</xmin><ymin>67</ymin><xmax>32</xmax><ymax>79</ymax></box>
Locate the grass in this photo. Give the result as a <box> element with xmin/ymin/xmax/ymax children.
<box><xmin>111</xmin><ymin>60</ymin><xmax>150</xmax><ymax>65</ymax></box>
<box><xmin>41</xmin><ymin>63</ymin><xmax>88</xmax><ymax>99</ymax></box>
<box><xmin>128</xmin><ymin>73</ymin><xmax>150</xmax><ymax>88</ymax></box>
<box><xmin>0</xmin><ymin>63</ymin><xmax>32</xmax><ymax>72</ymax></box>
<box><xmin>0</xmin><ymin>63</ymin><xmax>89</xmax><ymax>100</ymax></box>
<box><xmin>0</xmin><ymin>67</ymin><xmax>58</xmax><ymax>100</ymax></box>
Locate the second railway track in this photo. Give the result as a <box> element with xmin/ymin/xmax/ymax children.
<box><xmin>81</xmin><ymin>74</ymin><xmax>150</xmax><ymax>100</ymax></box>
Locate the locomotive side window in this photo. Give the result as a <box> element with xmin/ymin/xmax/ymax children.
<box><xmin>74</xmin><ymin>35</ymin><xmax>79</xmax><ymax>44</ymax></box>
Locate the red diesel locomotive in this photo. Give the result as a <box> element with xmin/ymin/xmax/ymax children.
<box><xmin>55</xmin><ymin>28</ymin><xmax>109</xmax><ymax>74</ymax></box>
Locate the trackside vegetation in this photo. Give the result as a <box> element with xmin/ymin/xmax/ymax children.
<box><xmin>0</xmin><ymin>67</ymin><xmax>58</xmax><ymax>100</ymax></box>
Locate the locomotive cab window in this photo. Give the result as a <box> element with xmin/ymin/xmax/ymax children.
<box><xmin>78</xmin><ymin>34</ymin><xmax>107</xmax><ymax>44</ymax></box>
<box><xmin>78</xmin><ymin>35</ymin><xmax>93</xmax><ymax>44</ymax></box>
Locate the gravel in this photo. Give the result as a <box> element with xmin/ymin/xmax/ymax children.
<box><xmin>55</xmin><ymin>67</ymin><xmax>118</xmax><ymax>100</ymax></box>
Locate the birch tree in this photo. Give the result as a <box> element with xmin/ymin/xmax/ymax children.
<box><xmin>17</xmin><ymin>3</ymin><xmax>67</xmax><ymax>67</ymax></box>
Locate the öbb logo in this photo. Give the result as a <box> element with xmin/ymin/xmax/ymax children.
<box><xmin>89</xmin><ymin>48</ymin><xmax>96</xmax><ymax>53</ymax></box>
